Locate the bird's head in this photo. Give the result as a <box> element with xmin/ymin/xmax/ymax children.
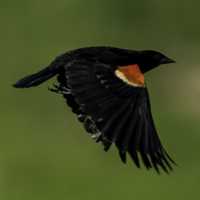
<box><xmin>138</xmin><ymin>50</ymin><xmax>175</xmax><ymax>73</ymax></box>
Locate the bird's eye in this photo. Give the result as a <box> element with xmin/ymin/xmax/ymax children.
<box><xmin>153</xmin><ymin>54</ymin><xmax>162</xmax><ymax>60</ymax></box>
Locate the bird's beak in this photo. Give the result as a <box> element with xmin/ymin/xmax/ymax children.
<box><xmin>161</xmin><ymin>57</ymin><xmax>176</xmax><ymax>64</ymax></box>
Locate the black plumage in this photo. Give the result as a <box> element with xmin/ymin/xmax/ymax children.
<box><xmin>14</xmin><ymin>46</ymin><xmax>176</xmax><ymax>173</ymax></box>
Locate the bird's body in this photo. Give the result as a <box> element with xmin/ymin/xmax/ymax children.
<box><xmin>14</xmin><ymin>46</ymin><xmax>175</xmax><ymax>173</ymax></box>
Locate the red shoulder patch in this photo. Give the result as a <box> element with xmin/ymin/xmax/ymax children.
<box><xmin>115</xmin><ymin>64</ymin><xmax>145</xmax><ymax>87</ymax></box>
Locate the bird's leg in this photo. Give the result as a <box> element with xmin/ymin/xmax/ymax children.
<box><xmin>48</xmin><ymin>84</ymin><xmax>61</xmax><ymax>94</ymax></box>
<box><xmin>48</xmin><ymin>83</ymin><xmax>71</xmax><ymax>94</ymax></box>
<box><xmin>60</xmin><ymin>86</ymin><xmax>71</xmax><ymax>94</ymax></box>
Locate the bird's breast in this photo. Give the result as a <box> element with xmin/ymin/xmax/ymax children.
<box><xmin>115</xmin><ymin>64</ymin><xmax>145</xmax><ymax>87</ymax></box>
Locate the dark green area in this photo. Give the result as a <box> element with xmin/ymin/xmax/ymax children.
<box><xmin>1</xmin><ymin>0</ymin><xmax>200</xmax><ymax>199</ymax></box>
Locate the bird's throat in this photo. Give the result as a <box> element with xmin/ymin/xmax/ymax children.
<box><xmin>115</xmin><ymin>64</ymin><xmax>145</xmax><ymax>87</ymax></box>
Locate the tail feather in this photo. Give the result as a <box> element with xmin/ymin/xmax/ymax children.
<box><xmin>13</xmin><ymin>61</ymin><xmax>61</xmax><ymax>88</ymax></box>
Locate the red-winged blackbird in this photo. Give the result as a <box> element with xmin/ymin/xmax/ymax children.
<box><xmin>14</xmin><ymin>46</ymin><xmax>176</xmax><ymax>173</ymax></box>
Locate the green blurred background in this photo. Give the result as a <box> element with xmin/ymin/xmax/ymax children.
<box><xmin>1</xmin><ymin>0</ymin><xmax>200</xmax><ymax>199</ymax></box>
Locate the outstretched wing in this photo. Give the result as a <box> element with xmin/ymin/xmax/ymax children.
<box><xmin>58</xmin><ymin>59</ymin><xmax>175</xmax><ymax>173</ymax></box>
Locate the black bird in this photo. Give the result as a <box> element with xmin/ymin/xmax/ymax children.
<box><xmin>14</xmin><ymin>46</ymin><xmax>176</xmax><ymax>173</ymax></box>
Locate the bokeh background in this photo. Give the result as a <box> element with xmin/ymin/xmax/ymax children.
<box><xmin>1</xmin><ymin>0</ymin><xmax>200</xmax><ymax>199</ymax></box>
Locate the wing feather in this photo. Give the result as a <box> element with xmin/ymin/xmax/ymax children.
<box><xmin>56</xmin><ymin>59</ymin><xmax>175</xmax><ymax>173</ymax></box>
